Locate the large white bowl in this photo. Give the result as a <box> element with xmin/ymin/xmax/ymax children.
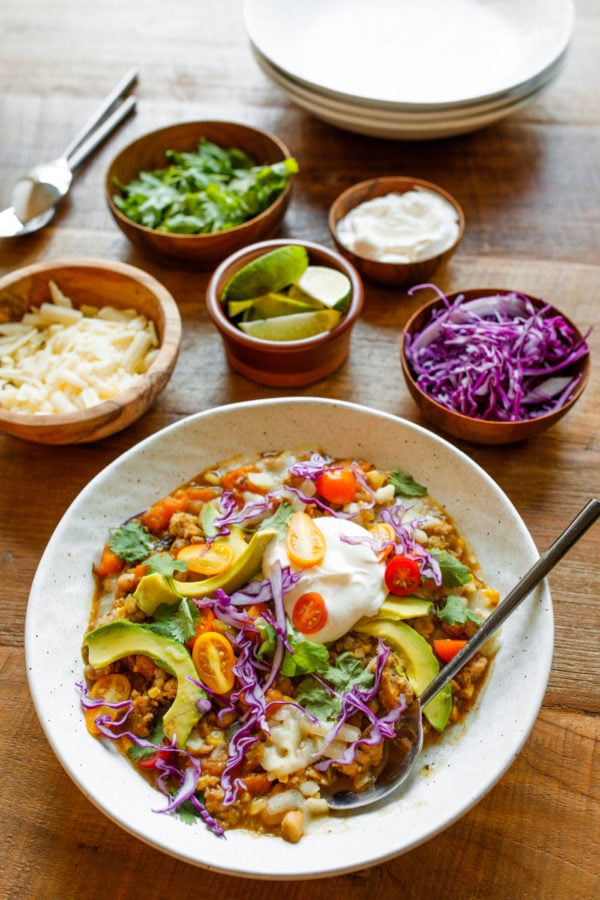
<box><xmin>25</xmin><ymin>398</ymin><xmax>553</xmax><ymax>879</ymax></box>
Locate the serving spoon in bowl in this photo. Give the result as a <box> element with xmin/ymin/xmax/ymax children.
<box><xmin>326</xmin><ymin>497</ymin><xmax>600</xmax><ymax>811</ymax></box>
<box><xmin>0</xmin><ymin>68</ymin><xmax>137</xmax><ymax>238</ymax></box>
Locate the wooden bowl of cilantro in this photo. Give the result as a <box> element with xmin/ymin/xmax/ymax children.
<box><xmin>105</xmin><ymin>121</ymin><xmax>298</xmax><ymax>267</ymax></box>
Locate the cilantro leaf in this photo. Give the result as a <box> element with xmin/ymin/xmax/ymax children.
<box><xmin>296</xmin><ymin>653</ymin><xmax>375</xmax><ymax>721</ymax></box>
<box><xmin>296</xmin><ymin>677</ymin><xmax>339</xmax><ymax>721</ymax></box>
<box><xmin>109</xmin><ymin>522</ymin><xmax>153</xmax><ymax>563</ymax></box>
<box><xmin>324</xmin><ymin>652</ymin><xmax>374</xmax><ymax>694</ymax></box>
<box><xmin>260</xmin><ymin>502</ymin><xmax>295</xmax><ymax>535</ymax></box>
<box><xmin>281</xmin><ymin>626</ymin><xmax>329</xmax><ymax>677</ymax></box>
<box><xmin>430</xmin><ymin>548</ymin><xmax>472</xmax><ymax>587</ymax></box>
<box><xmin>147</xmin><ymin>598</ymin><xmax>199</xmax><ymax>644</ymax></box>
<box><xmin>437</xmin><ymin>594</ymin><xmax>482</xmax><ymax>626</ymax></box>
<box><xmin>388</xmin><ymin>470</ymin><xmax>428</xmax><ymax>497</ymax></box>
<box><xmin>177</xmin><ymin>798</ymin><xmax>205</xmax><ymax>825</ymax></box>
<box><xmin>145</xmin><ymin>553</ymin><xmax>188</xmax><ymax>577</ymax></box>
<box><xmin>127</xmin><ymin>719</ymin><xmax>166</xmax><ymax>762</ymax></box>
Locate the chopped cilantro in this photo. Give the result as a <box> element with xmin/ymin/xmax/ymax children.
<box><xmin>147</xmin><ymin>598</ymin><xmax>199</xmax><ymax>644</ymax></box>
<box><xmin>437</xmin><ymin>594</ymin><xmax>482</xmax><ymax>626</ymax></box>
<box><xmin>430</xmin><ymin>548</ymin><xmax>472</xmax><ymax>587</ymax></box>
<box><xmin>145</xmin><ymin>553</ymin><xmax>188</xmax><ymax>577</ymax></box>
<box><xmin>388</xmin><ymin>469</ymin><xmax>428</xmax><ymax>497</ymax></box>
<box><xmin>112</xmin><ymin>139</ymin><xmax>298</xmax><ymax>235</ymax></box>
<box><xmin>109</xmin><ymin>522</ymin><xmax>153</xmax><ymax>563</ymax></box>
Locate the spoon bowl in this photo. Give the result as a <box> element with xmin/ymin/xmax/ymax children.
<box><xmin>0</xmin><ymin>69</ymin><xmax>137</xmax><ymax>238</ymax></box>
<box><xmin>326</xmin><ymin>497</ymin><xmax>600</xmax><ymax>810</ymax></box>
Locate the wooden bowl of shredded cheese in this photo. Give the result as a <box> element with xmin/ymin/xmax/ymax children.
<box><xmin>0</xmin><ymin>259</ymin><xmax>181</xmax><ymax>444</ymax></box>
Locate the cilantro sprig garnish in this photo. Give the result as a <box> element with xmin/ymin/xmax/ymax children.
<box><xmin>437</xmin><ymin>594</ymin><xmax>482</xmax><ymax>627</ymax></box>
<box><xmin>108</xmin><ymin>522</ymin><xmax>152</xmax><ymax>563</ymax></box>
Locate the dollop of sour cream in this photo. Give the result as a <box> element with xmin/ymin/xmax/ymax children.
<box><xmin>262</xmin><ymin>516</ymin><xmax>387</xmax><ymax>643</ymax></box>
<box><xmin>336</xmin><ymin>188</ymin><xmax>460</xmax><ymax>264</ymax></box>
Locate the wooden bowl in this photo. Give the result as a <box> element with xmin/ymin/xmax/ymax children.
<box><xmin>206</xmin><ymin>239</ymin><xmax>364</xmax><ymax>387</ymax></box>
<box><xmin>0</xmin><ymin>259</ymin><xmax>181</xmax><ymax>444</ymax></box>
<box><xmin>106</xmin><ymin>121</ymin><xmax>296</xmax><ymax>267</ymax></box>
<box><xmin>329</xmin><ymin>176</ymin><xmax>464</xmax><ymax>288</ymax></box>
<box><xmin>400</xmin><ymin>288</ymin><xmax>591</xmax><ymax>445</ymax></box>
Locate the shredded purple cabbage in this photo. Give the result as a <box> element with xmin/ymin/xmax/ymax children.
<box><xmin>405</xmin><ymin>286</ymin><xmax>590</xmax><ymax>422</ymax></box>
<box><xmin>76</xmin><ymin>683</ymin><xmax>224</xmax><ymax>836</ymax></box>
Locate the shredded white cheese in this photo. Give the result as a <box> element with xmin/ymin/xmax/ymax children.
<box><xmin>0</xmin><ymin>280</ymin><xmax>159</xmax><ymax>415</ymax></box>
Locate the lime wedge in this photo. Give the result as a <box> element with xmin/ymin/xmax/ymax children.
<box><xmin>227</xmin><ymin>299</ymin><xmax>255</xmax><ymax>318</ymax></box>
<box><xmin>222</xmin><ymin>245</ymin><xmax>309</xmax><ymax>302</ymax></box>
<box><xmin>238</xmin><ymin>309</ymin><xmax>341</xmax><ymax>342</ymax></box>
<box><xmin>288</xmin><ymin>265</ymin><xmax>351</xmax><ymax>311</ymax></box>
<box><xmin>249</xmin><ymin>292</ymin><xmax>319</xmax><ymax>320</ymax></box>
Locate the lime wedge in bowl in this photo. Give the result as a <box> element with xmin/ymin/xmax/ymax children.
<box><xmin>289</xmin><ymin>265</ymin><xmax>351</xmax><ymax>311</ymax></box>
<box><xmin>238</xmin><ymin>308</ymin><xmax>341</xmax><ymax>341</ymax></box>
<box><xmin>222</xmin><ymin>245</ymin><xmax>309</xmax><ymax>302</ymax></box>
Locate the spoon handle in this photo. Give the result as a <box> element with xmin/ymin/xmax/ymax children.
<box><xmin>419</xmin><ymin>498</ymin><xmax>600</xmax><ymax>709</ymax></box>
<box><xmin>61</xmin><ymin>67</ymin><xmax>138</xmax><ymax>163</ymax></box>
<box><xmin>66</xmin><ymin>95</ymin><xmax>136</xmax><ymax>172</ymax></box>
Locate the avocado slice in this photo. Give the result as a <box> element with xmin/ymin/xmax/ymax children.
<box><xmin>377</xmin><ymin>596</ymin><xmax>433</xmax><ymax>619</ymax></box>
<box><xmin>135</xmin><ymin>528</ymin><xmax>278</xmax><ymax>607</ymax></box>
<box><xmin>85</xmin><ymin>620</ymin><xmax>205</xmax><ymax>747</ymax></box>
<box><xmin>134</xmin><ymin>526</ymin><xmax>253</xmax><ymax>616</ymax></box>
<box><xmin>356</xmin><ymin>618</ymin><xmax>452</xmax><ymax>731</ymax></box>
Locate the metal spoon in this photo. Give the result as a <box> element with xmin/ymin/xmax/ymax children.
<box><xmin>0</xmin><ymin>68</ymin><xmax>138</xmax><ymax>238</ymax></box>
<box><xmin>327</xmin><ymin>497</ymin><xmax>600</xmax><ymax>811</ymax></box>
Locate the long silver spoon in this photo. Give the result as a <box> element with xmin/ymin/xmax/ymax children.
<box><xmin>327</xmin><ymin>497</ymin><xmax>600</xmax><ymax>811</ymax></box>
<box><xmin>0</xmin><ymin>68</ymin><xmax>137</xmax><ymax>238</ymax></box>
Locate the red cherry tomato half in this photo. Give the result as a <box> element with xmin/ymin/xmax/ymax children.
<box><xmin>316</xmin><ymin>468</ymin><xmax>357</xmax><ymax>505</ymax></box>
<box><xmin>292</xmin><ymin>592</ymin><xmax>328</xmax><ymax>635</ymax></box>
<box><xmin>384</xmin><ymin>555</ymin><xmax>421</xmax><ymax>596</ymax></box>
<box><xmin>433</xmin><ymin>639</ymin><xmax>467</xmax><ymax>662</ymax></box>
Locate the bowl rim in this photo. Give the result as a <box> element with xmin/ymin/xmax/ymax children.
<box><xmin>400</xmin><ymin>286</ymin><xmax>591</xmax><ymax>430</ymax></box>
<box><xmin>0</xmin><ymin>257</ymin><xmax>182</xmax><ymax>429</ymax></box>
<box><xmin>328</xmin><ymin>174</ymin><xmax>465</xmax><ymax>265</ymax></box>
<box><xmin>205</xmin><ymin>238</ymin><xmax>364</xmax><ymax>349</ymax></box>
<box><xmin>105</xmin><ymin>119</ymin><xmax>295</xmax><ymax>243</ymax></box>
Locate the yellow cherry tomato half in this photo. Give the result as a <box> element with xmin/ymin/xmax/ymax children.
<box><xmin>192</xmin><ymin>631</ymin><xmax>237</xmax><ymax>694</ymax></box>
<box><xmin>85</xmin><ymin>673</ymin><xmax>131</xmax><ymax>736</ymax></box>
<box><xmin>368</xmin><ymin>521</ymin><xmax>396</xmax><ymax>560</ymax></box>
<box><xmin>316</xmin><ymin>467</ymin><xmax>357</xmax><ymax>505</ymax></box>
<box><xmin>177</xmin><ymin>540</ymin><xmax>235</xmax><ymax>576</ymax></box>
<box><xmin>285</xmin><ymin>510</ymin><xmax>326</xmax><ymax>568</ymax></box>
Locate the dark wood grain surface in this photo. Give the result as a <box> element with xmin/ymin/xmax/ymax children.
<box><xmin>1</xmin><ymin>2</ymin><xmax>599</xmax><ymax>897</ymax></box>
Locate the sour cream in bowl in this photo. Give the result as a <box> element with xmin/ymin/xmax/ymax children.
<box><xmin>262</xmin><ymin>515</ymin><xmax>387</xmax><ymax>643</ymax></box>
<box><xmin>329</xmin><ymin>176</ymin><xmax>465</xmax><ymax>287</ymax></box>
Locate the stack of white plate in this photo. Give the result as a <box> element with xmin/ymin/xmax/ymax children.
<box><xmin>243</xmin><ymin>0</ymin><xmax>574</xmax><ymax>140</ymax></box>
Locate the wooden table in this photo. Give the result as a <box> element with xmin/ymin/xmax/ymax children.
<box><xmin>1</xmin><ymin>1</ymin><xmax>599</xmax><ymax>897</ymax></box>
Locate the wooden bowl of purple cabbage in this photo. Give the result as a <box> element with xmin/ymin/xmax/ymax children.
<box><xmin>400</xmin><ymin>287</ymin><xmax>591</xmax><ymax>445</ymax></box>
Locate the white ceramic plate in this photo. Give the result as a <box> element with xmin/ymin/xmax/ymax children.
<box><xmin>253</xmin><ymin>48</ymin><xmax>560</xmax><ymax>140</ymax></box>
<box><xmin>243</xmin><ymin>0</ymin><xmax>574</xmax><ymax>107</ymax></box>
<box><xmin>26</xmin><ymin>399</ymin><xmax>553</xmax><ymax>879</ymax></box>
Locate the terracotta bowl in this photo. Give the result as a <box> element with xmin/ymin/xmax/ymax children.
<box><xmin>400</xmin><ymin>288</ymin><xmax>591</xmax><ymax>445</ymax></box>
<box><xmin>206</xmin><ymin>239</ymin><xmax>364</xmax><ymax>387</ymax></box>
<box><xmin>329</xmin><ymin>176</ymin><xmax>464</xmax><ymax>288</ymax></box>
<box><xmin>0</xmin><ymin>259</ymin><xmax>181</xmax><ymax>444</ymax></box>
<box><xmin>105</xmin><ymin>121</ymin><xmax>296</xmax><ymax>267</ymax></box>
